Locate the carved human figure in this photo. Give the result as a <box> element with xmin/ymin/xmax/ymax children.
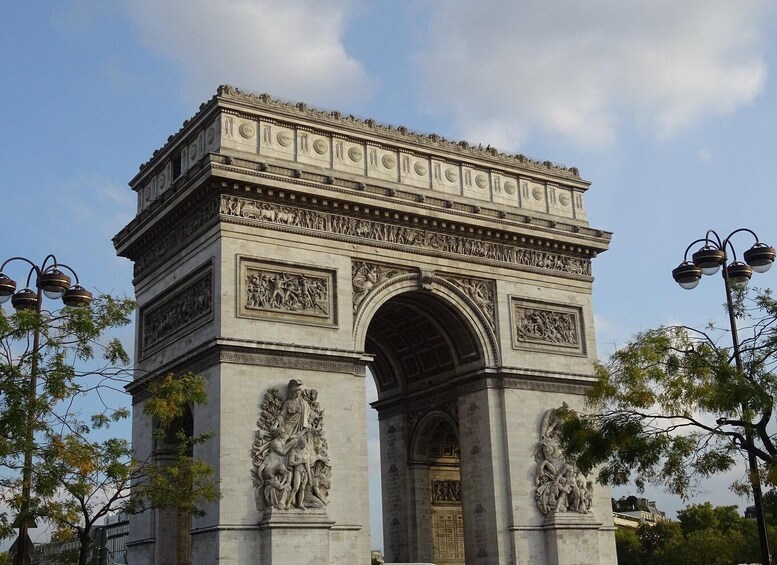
<box><xmin>288</xmin><ymin>438</ymin><xmax>311</xmax><ymax>509</ymax></box>
<box><xmin>263</xmin><ymin>464</ymin><xmax>292</xmax><ymax>509</ymax></box>
<box><xmin>534</xmin><ymin>405</ymin><xmax>593</xmax><ymax>516</ymax></box>
<box><xmin>252</xmin><ymin>380</ymin><xmax>331</xmax><ymax>513</ymax></box>
<box><xmin>280</xmin><ymin>380</ymin><xmax>312</xmax><ymax>438</ymax></box>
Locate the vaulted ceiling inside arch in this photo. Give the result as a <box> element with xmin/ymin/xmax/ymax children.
<box><xmin>365</xmin><ymin>292</ymin><xmax>482</xmax><ymax>395</ymax></box>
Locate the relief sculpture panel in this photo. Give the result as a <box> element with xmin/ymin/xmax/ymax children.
<box><xmin>251</xmin><ymin>380</ymin><xmax>332</xmax><ymax>512</ymax></box>
<box><xmin>511</xmin><ymin>297</ymin><xmax>584</xmax><ymax>355</ymax></box>
<box><xmin>238</xmin><ymin>257</ymin><xmax>336</xmax><ymax>326</ymax></box>
<box><xmin>140</xmin><ymin>264</ymin><xmax>213</xmax><ymax>356</ymax></box>
<box><xmin>534</xmin><ymin>405</ymin><xmax>593</xmax><ymax>516</ymax></box>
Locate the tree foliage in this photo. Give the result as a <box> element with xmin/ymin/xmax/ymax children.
<box><xmin>612</xmin><ymin>501</ymin><xmax>775</xmax><ymax>565</ymax></box>
<box><xmin>0</xmin><ymin>295</ymin><xmax>219</xmax><ymax>565</ymax></box>
<box><xmin>560</xmin><ymin>288</ymin><xmax>777</xmax><ymax>498</ymax></box>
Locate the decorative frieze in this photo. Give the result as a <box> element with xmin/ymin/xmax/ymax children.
<box><xmin>238</xmin><ymin>257</ymin><xmax>336</xmax><ymax>326</ymax></box>
<box><xmin>511</xmin><ymin>298</ymin><xmax>584</xmax><ymax>355</ymax></box>
<box><xmin>221</xmin><ymin>196</ymin><xmax>592</xmax><ymax>278</ymax></box>
<box><xmin>535</xmin><ymin>405</ymin><xmax>593</xmax><ymax>515</ymax></box>
<box><xmin>252</xmin><ymin>380</ymin><xmax>332</xmax><ymax>513</ymax></box>
<box><xmin>140</xmin><ymin>263</ymin><xmax>213</xmax><ymax>355</ymax></box>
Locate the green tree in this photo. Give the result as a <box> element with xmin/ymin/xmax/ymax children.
<box><xmin>676</xmin><ymin>502</ymin><xmax>741</xmax><ymax>536</ymax></box>
<box><xmin>614</xmin><ymin>527</ymin><xmax>643</xmax><ymax>564</ymax></box>
<box><xmin>637</xmin><ymin>520</ymin><xmax>682</xmax><ymax>564</ymax></box>
<box><xmin>559</xmin><ymin>288</ymin><xmax>777</xmax><ymax>498</ymax></box>
<box><xmin>0</xmin><ymin>295</ymin><xmax>219</xmax><ymax>565</ymax></box>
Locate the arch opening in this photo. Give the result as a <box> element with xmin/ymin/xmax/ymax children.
<box><xmin>363</xmin><ymin>289</ymin><xmax>479</xmax><ymax>564</ymax></box>
<box><xmin>364</xmin><ymin>290</ymin><xmax>486</xmax><ymax>400</ymax></box>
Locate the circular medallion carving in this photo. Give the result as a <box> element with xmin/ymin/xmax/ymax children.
<box><xmin>189</xmin><ymin>144</ymin><xmax>198</xmax><ymax>161</ymax></box>
<box><xmin>559</xmin><ymin>193</ymin><xmax>570</xmax><ymax>206</ymax></box>
<box><xmin>414</xmin><ymin>162</ymin><xmax>427</xmax><ymax>176</ymax></box>
<box><xmin>382</xmin><ymin>154</ymin><xmax>396</xmax><ymax>169</ymax></box>
<box><xmin>504</xmin><ymin>181</ymin><xmax>516</xmax><ymax>194</ymax></box>
<box><xmin>206</xmin><ymin>127</ymin><xmax>216</xmax><ymax>144</ymax></box>
<box><xmin>475</xmin><ymin>174</ymin><xmax>488</xmax><ymax>189</ymax></box>
<box><xmin>313</xmin><ymin>139</ymin><xmax>328</xmax><ymax>154</ymax></box>
<box><xmin>532</xmin><ymin>187</ymin><xmax>543</xmax><ymax>200</ymax></box>
<box><xmin>445</xmin><ymin>168</ymin><xmax>458</xmax><ymax>182</ymax></box>
<box><xmin>158</xmin><ymin>173</ymin><xmax>166</xmax><ymax>189</ymax></box>
<box><xmin>277</xmin><ymin>131</ymin><xmax>293</xmax><ymax>147</ymax></box>
<box><xmin>239</xmin><ymin>123</ymin><xmax>255</xmax><ymax>139</ymax></box>
<box><xmin>348</xmin><ymin>147</ymin><xmax>363</xmax><ymax>162</ymax></box>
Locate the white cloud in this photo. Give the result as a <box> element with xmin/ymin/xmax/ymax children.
<box><xmin>121</xmin><ymin>0</ymin><xmax>375</xmax><ymax>107</ymax></box>
<box><xmin>417</xmin><ymin>0</ymin><xmax>769</xmax><ymax>148</ymax></box>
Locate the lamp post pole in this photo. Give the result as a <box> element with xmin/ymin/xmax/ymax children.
<box><xmin>722</xmin><ymin>256</ymin><xmax>771</xmax><ymax>565</ymax></box>
<box><xmin>0</xmin><ymin>255</ymin><xmax>92</xmax><ymax>565</ymax></box>
<box><xmin>672</xmin><ymin>229</ymin><xmax>776</xmax><ymax>565</ymax></box>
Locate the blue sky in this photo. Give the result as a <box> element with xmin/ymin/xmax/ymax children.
<box><xmin>3</xmin><ymin>0</ymin><xmax>777</xmax><ymax>550</ymax></box>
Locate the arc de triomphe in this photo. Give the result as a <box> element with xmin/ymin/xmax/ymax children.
<box><xmin>114</xmin><ymin>85</ymin><xmax>616</xmax><ymax>565</ymax></box>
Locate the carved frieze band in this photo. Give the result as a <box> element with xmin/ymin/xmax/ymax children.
<box><xmin>140</xmin><ymin>263</ymin><xmax>214</xmax><ymax>356</ymax></box>
<box><xmin>220</xmin><ymin>195</ymin><xmax>592</xmax><ymax>278</ymax></box>
<box><xmin>511</xmin><ymin>298</ymin><xmax>585</xmax><ymax>356</ymax></box>
<box><xmin>239</xmin><ymin>257</ymin><xmax>336</xmax><ymax>326</ymax></box>
<box><xmin>431</xmin><ymin>480</ymin><xmax>462</xmax><ymax>504</ymax></box>
<box><xmin>134</xmin><ymin>197</ymin><xmax>220</xmax><ymax>278</ymax></box>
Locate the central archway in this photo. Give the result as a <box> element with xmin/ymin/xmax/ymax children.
<box><xmin>358</xmin><ymin>283</ymin><xmax>494</xmax><ymax>563</ymax></box>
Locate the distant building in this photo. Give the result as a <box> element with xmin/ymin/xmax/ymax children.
<box><xmin>30</xmin><ymin>513</ymin><xmax>128</xmax><ymax>565</ymax></box>
<box><xmin>612</xmin><ymin>496</ymin><xmax>666</xmax><ymax>528</ymax></box>
<box><xmin>745</xmin><ymin>505</ymin><xmax>757</xmax><ymax>519</ymax></box>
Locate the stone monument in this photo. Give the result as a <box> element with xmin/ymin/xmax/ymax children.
<box><xmin>114</xmin><ymin>85</ymin><xmax>616</xmax><ymax>564</ymax></box>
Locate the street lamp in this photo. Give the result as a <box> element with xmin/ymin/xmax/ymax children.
<box><xmin>0</xmin><ymin>255</ymin><xmax>92</xmax><ymax>565</ymax></box>
<box><xmin>673</xmin><ymin>229</ymin><xmax>776</xmax><ymax>565</ymax></box>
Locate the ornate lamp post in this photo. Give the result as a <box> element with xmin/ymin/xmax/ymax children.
<box><xmin>0</xmin><ymin>255</ymin><xmax>92</xmax><ymax>565</ymax></box>
<box><xmin>672</xmin><ymin>229</ymin><xmax>776</xmax><ymax>565</ymax></box>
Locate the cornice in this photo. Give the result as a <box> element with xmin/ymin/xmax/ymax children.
<box><xmin>134</xmin><ymin>85</ymin><xmax>585</xmax><ymax>187</ymax></box>
<box><xmin>116</xmin><ymin>159</ymin><xmax>610</xmax><ymax>284</ymax></box>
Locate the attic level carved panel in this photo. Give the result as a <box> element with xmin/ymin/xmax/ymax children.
<box><xmin>238</xmin><ymin>257</ymin><xmax>337</xmax><ymax>327</ymax></box>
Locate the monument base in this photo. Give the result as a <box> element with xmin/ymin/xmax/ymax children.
<box><xmin>542</xmin><ymin>512</ymin><xmax>602</xmax><ymax>565</ymax></box>
<box><xmin>259</xmin><ymin>509</ymin><xmax>335</xmax><ymax>563</ymax></box>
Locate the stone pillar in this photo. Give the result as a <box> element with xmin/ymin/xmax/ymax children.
<box><xmin>457</xmin><ymin>386</ymin><xmax>513</xmax><ymax>565</ymax></box>
<box><xmin>379</xmin><ymin>413</ymin><xmax>411</xmax><ymax>563</ymax></box>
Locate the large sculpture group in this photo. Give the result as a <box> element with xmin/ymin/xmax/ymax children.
<box><xmin>534</xmin><ymin>405</ymin><xmax>593</xmax><ymax>516</ymax></box>
<box><xmin>252</xmin><ymin>380</ymin><xmax>332</xmax><ymax>512</ymax></box>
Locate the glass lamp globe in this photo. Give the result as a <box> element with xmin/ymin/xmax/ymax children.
<box><xmin>744</xmin><ymin>243</ymin><xmax>776</xmax><ymax>274</ymax></box>
<box><xmin>38</xmin><ymin>269</ymin><xmax>72</xmax><ymax>300</ymax></box>
<box><xmin>692</xmin><ymin>246</ymin><xmax>725</xmax><ymax>276</ymax></box>
<box><xmin>672</xmin><ymin>262</ymin><xmax>702</xmax><ymax>290</ymax></box>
